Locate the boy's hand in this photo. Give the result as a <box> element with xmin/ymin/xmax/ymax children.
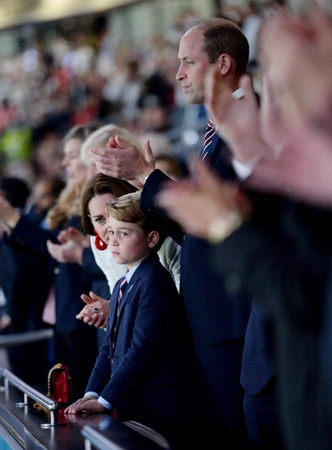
<box><xmin>65</xmin><ymin>396</ymin><xmax>108</xmax><ymax>414</ymax></box>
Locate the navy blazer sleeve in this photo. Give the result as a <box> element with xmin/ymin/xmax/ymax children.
<box><xmin>6</xmin><ymin>215</ymin><xmax>53</xmax><ymax>259</ymax></box>
<box><xmin>6</xmin><ymin>214</ymin><xmax>83</xmax><ymax>260</ymax></box>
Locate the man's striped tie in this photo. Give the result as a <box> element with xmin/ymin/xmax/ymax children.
<box><xmin>202</xmin><ymin>119</ymin><xmax>216</xmax><ymax>161</ymax></box>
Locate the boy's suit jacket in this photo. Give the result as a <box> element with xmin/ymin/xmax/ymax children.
<box><xmin>85</xmin><ymin>252</ymin><xmax>203</xmax><ymax>432</ymax></box>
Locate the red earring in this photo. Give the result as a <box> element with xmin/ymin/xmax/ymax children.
<box><xmin>94</xmin><ymin>228</ymin><xmax>107</xmax><ymax>251</ymax></box>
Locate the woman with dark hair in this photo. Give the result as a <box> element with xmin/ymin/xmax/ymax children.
<box><xmin>48</xmin><ymin>173</ymin><xmax>138</xmax><ymax>332</ymax></box>
<box><xmin>47</xmin><ymin>171</ymin><xmax>181</xmax><ymax>331</ymax></box>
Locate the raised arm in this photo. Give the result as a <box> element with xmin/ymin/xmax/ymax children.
<box><xmin>89</xmin><ymin>136</ymin><xmax>156</xmax><ymax>186</ymax></box>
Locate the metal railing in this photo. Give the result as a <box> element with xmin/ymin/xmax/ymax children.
<box><xmin>81</xmin><ymin>421</ymin><xmax>171</xmax><ymax>450</ymax></box>
<box><xmin>0</xmin><ymin>328</ymin><xmax>53</xmax><ymax>348</ymax></box>
<box><xmin>0</xmin><ymin>367</ymin><xmax>62</xmax><ymax>428</ymax></box>
<box><xmin>0</xmin><ymin>366</ymin><xmax>171</xmax><ymax>449</ymax></box>
<box><xmin>123</xmin><ymin>421</ymin><xmax>170</xmax><ymax>449</ymax></box>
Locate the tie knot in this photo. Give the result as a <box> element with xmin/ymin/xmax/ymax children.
<box><xmin>207</xmin><ymin>118</ymin><xmax>215</xmax><ymax>130</ymax></box>
<box><xmin>202</xmin><ymin>119</ymin><xmax>217</xmax><ymax>159</ymax></box>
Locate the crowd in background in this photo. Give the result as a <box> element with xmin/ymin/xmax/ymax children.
<box><xmin>0</xmin><ymin>0</ymin><xmax>281</xmax><ymax>188</ymax></box>
<box><xmin>0</xmin><ymin>0</ymin><xmax>284</xmax><ymax>389</ymax></box>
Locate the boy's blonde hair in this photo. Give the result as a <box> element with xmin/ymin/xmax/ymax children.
<box><xmin>105</xmin><ymin>191</ymin><xmax>165</xmax><ymax>251</ymax></box>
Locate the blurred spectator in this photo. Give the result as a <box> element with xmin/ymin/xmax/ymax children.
<box><xmin>61</xmin><ymin>31</ymin><xmax>94</xmax><ymax>78</ymax></box>
<box><xmin>102</xmin><ymin>58</ymin><xmax>143</xmax><ymax>124</ymax></box>
<box><xmin>138</xmin><ymin>71</ymin><xmax>174</xmax><ymax>110</ymax></box>
<box><xmin>155</xmin><ymin>153</ymin><xmax>188</xmax><ymax>180</ymax></box>
<box><xmin>137</xmin><ymin>96</ymin><xmax>171</xmax><ymax>134</ymax></box>
<box><xmin>140</xmin><ymin>132</ymin><xmax>173</xmax><ymax>157</ymax></box>
<box><xmin>26</xmin><ymin>176</ymin><xmax>66</xmax><ymax>226</ymax></box>
<box><xmin>0</xmin><ymin>176</ymin><xmax>30</xmax><ymax>212</ymax></box>
<box><xmin>241</xmin><ymin>1</ymin><xmax>262</xmax><ymax>71</ymax></box>
<box><xmin>0</xmin><ymin>176</ymin><xmax>51</xmax><ymax>385</ymax></box>
<box><xmin>31</xmin><ymin>126</ymin><xmax>63</xmax><ymax>180</ymax></box>
<box><xmin>71</xmin><ymin>86</ymin><xmax>102</xmax><ymax>126</ymax></box>
<box><xmin>0</xmin><ymin>98</ymin><xmax>25</xmax><ymax>133</ymax></box>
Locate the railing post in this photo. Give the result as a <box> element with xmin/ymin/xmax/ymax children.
<box><xmin>0</xmin><ymin>367</ymin><xmax>66</xmax><ymax>428</ymax></box>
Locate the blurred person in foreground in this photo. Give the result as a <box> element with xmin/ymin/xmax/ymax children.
<box><xmin>0</xmin><ymin>177</ymin><xmax>49</xmax><ymax>384</ymax></box>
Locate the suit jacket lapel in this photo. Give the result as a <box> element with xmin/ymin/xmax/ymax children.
<box><xmin>118</xmin><ymin>283</ymin><xmax>133</xmax><ymax>313</ymax></box>
<box><xmin>118</xmin><ymin>253</ymin><xmax>160</xmax><ymax>315</ymax></box>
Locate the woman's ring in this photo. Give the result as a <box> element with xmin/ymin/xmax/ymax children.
<box><xmin>93</xmin><ymin>307</ymin><xmax>99</xmax><ymax>313</ymax></box>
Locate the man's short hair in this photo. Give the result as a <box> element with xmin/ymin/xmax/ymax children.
<box><xmin>195</xmin><ymin>18</ymin><xmax>249</xmax><ymax>75</ymax></box>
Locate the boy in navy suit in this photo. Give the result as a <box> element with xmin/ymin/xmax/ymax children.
<box><xmin>65</xmin><ymin>191</ymin><xmax>203</xmax><ymax>449</ymax></box>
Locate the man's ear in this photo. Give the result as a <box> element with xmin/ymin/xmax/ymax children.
<box><xmin>147</xmin><ymin>230</ymin><xmax>160</xmax><ymax>248</ymax></box>
<box><xmin>217</xmin><ymin>53</ymin><xmax>233</xmax><ymax>76</ymax></box>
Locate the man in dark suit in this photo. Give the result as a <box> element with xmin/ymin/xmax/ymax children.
<box><xmin>90</xmin><ymin>18</ymin><xmax>252</xmax><ymax>446</ymax></box>
<box><xmin>153</xmin><ymin>6</ymin><xmax>332</xmax><ymax>448</ymax></box>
